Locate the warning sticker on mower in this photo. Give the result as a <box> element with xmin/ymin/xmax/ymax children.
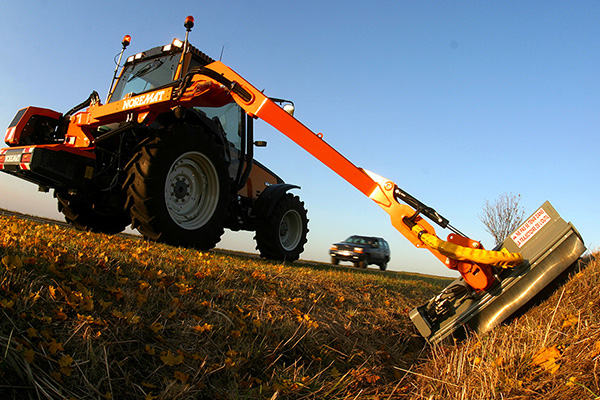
<box><xmin>511</xmin><ymin>207</ymin><xmax>551</xmax><ymax>248</ymax></box>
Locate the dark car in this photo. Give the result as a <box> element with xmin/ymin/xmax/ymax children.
<box><xmin>329</xmin><ymin>235</ymin><xmax>390</xmax><ymax>270</ymax></box>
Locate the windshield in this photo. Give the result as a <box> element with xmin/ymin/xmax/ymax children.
<box><xmin>345</xmin><ymin>236</ymin><xmax>374</xmax><ymax>245</ymax></box>
<box><xmin>110</xmin><ymin>55</ymin><xmax>180</xmax><ymax>102</ymax></box>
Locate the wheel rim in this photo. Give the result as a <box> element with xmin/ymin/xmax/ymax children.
<box><xmin>279</xmin><ymin>209</ymin><xmax>303</xmax><ymax>251</ymax></box>
<box><xmin>164</xmin><ymin>151</ymin><xmax>220</xmax><ymax>230</ymax></box>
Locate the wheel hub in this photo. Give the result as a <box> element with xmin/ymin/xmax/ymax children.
<box><xmin>279</xmin><ymin>209</ymin><xmax>302</xmax><ymax>251</ymax></box>
<box><xmin>173</xmin><ymin>179</ymin><xmax>189</xmax><ymax>200</ymax></box>
<box><xmin>279</xmin><ymin>221</ymin><xmax>289</xmax><ymax>237</ymax></box>
<box><xmin>164</xmin><ymin>151</ymin><xmax>219</xmax><ymax>230</ymax></box>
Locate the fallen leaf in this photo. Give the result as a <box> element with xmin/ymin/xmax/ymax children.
<box><xmin>532</xmin><ymin>345</ymin><xmax>562</xmax><ymax>374</ymax></box>
<box><xmin>160</xmin><ymin>350</ymin><xmax>184</xmax><ymax>366</ymax></box>
<box><xmin>47</xmin><ymin>340</ymin><xmax>64</xmax><ymax>355</ymax></box>
<box><xmin>58</xmin><ymin>355</ymin><xmax>74</xmax><ymax>368</ymax></box>
<box><xmin>150</xmin><ymin>322</ymin><xmax>163</xmax><ymax>334</ymax></box>
<box><xmin>0</xmin><ymin>299</ymin><xmax>15</xmax><ymax>310</ymax></box>
<box><xmin>192</xmin><ymin>323</ymin><xmax>213</xmax><ymax>333</ymax></box>
<box><xmin>26</xmin><ymin>327</ymin><xmax>39</xmax><ymax>338</ymax></box>
<box><xmin>174</xmin><ymin>371</ymin><xmax>189</xmax><ymax>383</ymax></box>
<box><xmin>562</xmin><ymin>314</ymin><xmax>579</xmax><ymax>329</ymax></box>
<box><xmin>23</xmin><ymin>348</ymin><xmax>35</xmax><ymax>363</ymax></box>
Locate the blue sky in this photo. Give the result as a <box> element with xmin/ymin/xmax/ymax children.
<box><xmin>0</xmin><ymin>1</ymin><xmax>598</xmax><ymax>277</ymax></box>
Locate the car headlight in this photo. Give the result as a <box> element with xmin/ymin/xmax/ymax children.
<box><xmin>330</xmin><ymin>245</ymin><xmax>338</xmax><ymax>251</ymax></box>
<box><xmin>353</xmin><ymin>247</ymin><xmax>364</xmax><ymax>254</ymax></box>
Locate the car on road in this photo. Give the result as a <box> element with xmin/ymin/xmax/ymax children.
<box><xmin>329</xmin><ymin>235</ymin><xmax>390</xmax><ymax>270</ymax></box>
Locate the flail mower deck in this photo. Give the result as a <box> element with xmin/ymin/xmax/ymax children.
<box><xmin>410</xmin><ymin>201</ymin><xmax>585</xmax><ymax>343</ymax></box>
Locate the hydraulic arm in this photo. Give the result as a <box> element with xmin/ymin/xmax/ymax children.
<box><xmin>188</xmin><ymin>61</ymin><xmax>523</xmax><ymax>290</ymax></box>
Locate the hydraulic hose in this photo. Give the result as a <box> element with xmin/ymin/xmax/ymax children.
<box><xmin>411</xmin><ymin>225</ymin><xmax>523</xmax><ymax>268</ymax></box>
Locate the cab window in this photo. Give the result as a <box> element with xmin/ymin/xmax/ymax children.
<box><xmin>197</xmin><ymin>103</ymin><xmax>243</xmax><ymax>151</ymax></box>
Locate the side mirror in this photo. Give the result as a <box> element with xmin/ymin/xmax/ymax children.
<box><xmin>254</xmin><ymin>140</ymin><xmax>267</xmax><ymax>147</ymax></box>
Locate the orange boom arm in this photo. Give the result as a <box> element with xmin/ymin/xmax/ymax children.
<box><xmin>193</xmin><ymin>61</ymin><xmax>522</xmax><ymax>290</ymax></box>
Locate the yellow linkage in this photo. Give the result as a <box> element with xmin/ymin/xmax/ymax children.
<box><xmin>410</xmin><ymin>225</ymin><xmax>523</xmax><ymax>268</ymax></box>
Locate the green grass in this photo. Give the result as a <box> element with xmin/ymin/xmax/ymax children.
<box><xmin>0</xmin><ymin>215</ymin><xmax>451</xmax><ymax>399</ymax></box>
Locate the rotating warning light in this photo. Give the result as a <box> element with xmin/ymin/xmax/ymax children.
<box><xmin>122</xmin><ymin>35</ymin><xmax>131</xmax><ymax>48</ymax></box>
<box><xmin>184</xmin><ymin>15</ymin><xmax>194</xmax><ymax>30</ymax></box>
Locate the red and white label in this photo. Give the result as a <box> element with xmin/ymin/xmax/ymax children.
<box><xmin>5</xmin><ymin>127</ymin><xmax>16</xmax><ymax>143</ymax></box>
<box><xmin>511</xmin><ymin>207</ymin><xmax>552</xmax><ymax>248</ymax></box>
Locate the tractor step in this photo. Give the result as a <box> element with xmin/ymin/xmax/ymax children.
<box><xmin>410</xmin><ymin>201</ymin><xmax>585</xmax><ymax>343</ymax></box>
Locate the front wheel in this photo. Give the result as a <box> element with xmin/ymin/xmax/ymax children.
<box><xmin>255</xmin><ymin>193</ymin><xmax>308</xmax><ymax>262</ymax></box>
<box><xmin>125</xmin><ymin>124</ymin><xmax>231</xmax><ymax>249</ymax></box>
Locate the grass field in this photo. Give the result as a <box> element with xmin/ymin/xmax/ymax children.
<box><xmin>0</xmin><ymin>215</ymin><xmax>450</xmax><ymax>399</ymax></box>
<box><xmin>0</xmin><ymin>214</ymin><xmax>597</xmax><ymax>399</ymax></box>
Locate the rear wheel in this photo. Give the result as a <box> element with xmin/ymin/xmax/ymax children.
<box><xmin>255</xmin><ymin>193</ymin><xmax>308</xmax><ymax>262</ymax></box>
<box><xmin>125</xmin><ymin>124</ymin><xmax>231</xmax><ymax>249</ymax></box>
<box><xmin>56</xmin><ymin>191</ymin><xmax>130</xmax><ymax>234</ymax></box>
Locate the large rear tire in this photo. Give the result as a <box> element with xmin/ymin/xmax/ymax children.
<box><xmin>56</xmin><ymin>191</ymin><xmax>130</xmax><ymax>234</ymax></box>
<box><xmin>125</xmin><ymin>124</ymin><xmax>231</xmax><ymax>250</ymax></box>
<box><xmin>255</xmin><ymin>193</ymin><xmax>308</xmax><ymax>262</ymax></box>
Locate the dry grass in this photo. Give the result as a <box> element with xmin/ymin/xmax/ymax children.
<box><xmin>406</xmin><ymin>252</ymin><xmax>600</xmax><ymax>400</ymax></box>
<box><xmin>0</xmin><ymin>215</ymin><xmax>449</xmax><ymax>399</ymax></box>
<box><xmin>2</xmin><ymin>213</ymin><xmax>597</xmax><ymax>399</ymax></box>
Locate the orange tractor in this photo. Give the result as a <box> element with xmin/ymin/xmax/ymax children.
<box><xmin>0</xmin><ymin>17</ymin><xmax>585</xmax><ymax>342</ymax></box>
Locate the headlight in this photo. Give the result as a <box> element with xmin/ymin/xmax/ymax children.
<box><xmin>330</xmin><ymin>245</ymin><xmax>338</xmax><ymax>251</ymax></box>
<box><xmin>353</xmin><ymin>247</ymin><xmax>364</xmax><ymax>254</ymax></box>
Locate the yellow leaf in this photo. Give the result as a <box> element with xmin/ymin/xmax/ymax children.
<box><xmin>1</xmin><ymin>255</ymin><xmax>21</xmax><ymax>270</ymax></box>
<box><xmin>81</xmin><ymin>297</ymin><xmax>94</xmax><ymax>311</ymax></box>
<box><xmin>50</xmin><ymin>371</ymin><xmax>62</xmax><ymax>382</ymax></box>
<box><xmin>47</xmin><ymin>340</ymin><xmax>64</xmax><ymax>355</ymax></box>
<box><xmin>23</xmin><ymin>348</ymin><xmax>35</xmax><ymax>364</ymax></box>
<box><xmin>137</xmin><ymin>293</ymin><xmax>147</xmax><ymax>306</ymax></box>
<box><xmin>174</xmin><ymin>371</ymin><xmax>189</xmax><ymax>383</ymax></box>
<box><xmin>150</xmin><ymin>322</ymin><xmax>163</xmax><ymax>334</ymax></box>
<box><xmin>144</xmin><ymin>345</ymin><xmax>156</xmax><ymax>355</ymax></box>
<box><xmin>1</xmin><ymin>255</ymin><xmax>11</xmax><ymax>268</ymax></box>
<box><xmin>0</xmin><ymin>299</ymin><xmax>15</xmax><ymax>310</ymax></box>
<box><xmin>48</xmin><ymin>286</ymin><xmax>58</xmax><ymax>299</ymax></box>
<box><xmin>98</xmin><ymin>299</ymin><xmax>113</xmax><ymax>310</ymax></box>
<box><xmin>562</xmin><ymin>314</ymin><xmax>579</xmax><ymax>329</ymax></box>
<box><xmin>532</xmin><ymin>345</ymin><xmax>562</xmax><ymax>374</ymax></box>
<box><xmin>192</xmin><ymin>323</ymin><xmax>213</xmax><ymax>333</ymax></box>
<box><xmin>160</xmin><ymin>350</ymin><xmax>184</xmax><ymax>366</ymax></box>
<box><xmin>138</xmin><ymin>280</ymin><xmax>150</xmax><ymax>291</ymax></box>
<box><xmin>27</xmin><ymin>327</ymin><xmax>39</xmax><ymax>338</ymax></box>
<box><xmin>592</xmin><ymin>341</ymin><xmax>600</xmax><ymax>358</ymax></box>
<box><xmin>58</xmin><ymin>355</ymin><xmax>74</xmax><ymax>368</ymax></box>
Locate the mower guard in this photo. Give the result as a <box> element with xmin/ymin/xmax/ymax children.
<box><xmin>410</xmin><ymin>201</ymin><xmax>585</xmax><ymax>343</ymax></box>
